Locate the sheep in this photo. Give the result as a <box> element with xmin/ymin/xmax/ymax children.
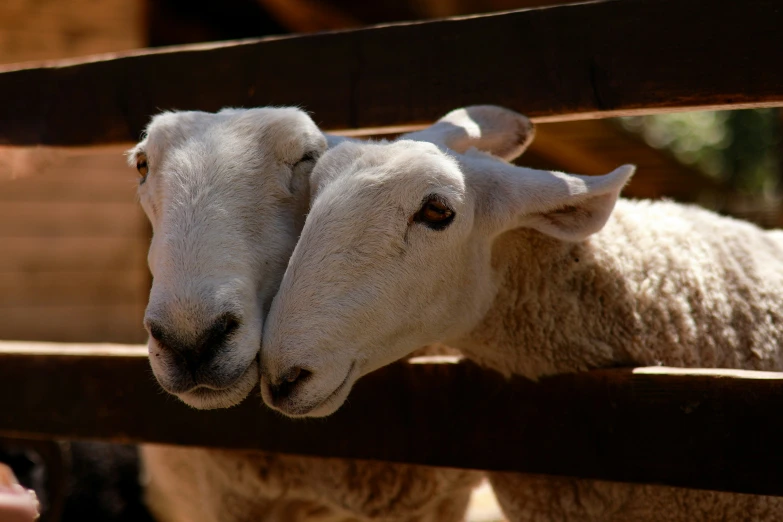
<box><xmin>127</xmin><ymin>106</ymin><xmax>536</xmax><ymax>522</ymax></box>
<box><xmin>259</xmin><ymin>107</ymin><xmax>783</xmax><ymax>521</ymax></box>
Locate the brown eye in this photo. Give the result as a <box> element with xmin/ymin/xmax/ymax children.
<box><xmin>136</xmin><ymin>153</ymin><xmax>149</xmax><ymax>180</ymax></box>
<box><xmin>413</xmin><ymin>196</ymin><xmax>455</xmax><ymax>230</ymax></box>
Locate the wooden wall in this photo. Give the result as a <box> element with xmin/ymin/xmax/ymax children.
<box><xmin>0</xmin><ymin>0</ymin><xmax>145</xmax><ymax>66</ymax></box>
<box><xmin>0</xmin><ymin>148</ymin><xmax>150</xmax><ymax>343</ymax></box>
<box><xmin>0</xmin><ymin>0</ymin><xmax>149</xmax><ymax>343</ymax></box>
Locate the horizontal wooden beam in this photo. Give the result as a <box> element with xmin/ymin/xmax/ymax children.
<box><xmin>1</xmin><ymin>0</ymin><xmax>782</xmax><ymax>145</ymax></box>
<box><xmin>2</xmin><ymin>343</ymin><xmax>783</xmax><ymax>496</ymax></box>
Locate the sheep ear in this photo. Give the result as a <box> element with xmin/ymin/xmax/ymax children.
<box><xmin>401</xmin><ymin>105</ymin><xmax>534</xmax><ymax>161</ymax></box>
<box><xmin>473</xmin><ymin>160</ymin><xmax>635</xmax><ymax>241</ymax></box>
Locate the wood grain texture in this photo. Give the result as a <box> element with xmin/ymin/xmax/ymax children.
<box><xmin>0</xmin><ymin>307</ymin><xmax>146</xmax><ymax>343</ymax></box>
<box><xmin>0</xmin><ymin>147</ymin><xmax>150</xmax><ymax>344</ymax></box>
<box><xmin>0</xmin><ymin>202</ymin><xmax>143</xmax><ymax>237</ymax></box>
<box><xmin>1</xmin><ymin>0</ymin><xmax>783</xmax><ymax>145</ymax></box>
<box><xmin>0</xmin><ymin>237</ymin><xmax>145</xmax><ymax>272</ymax></box>
<box><xmin>2</xmin><ymin>344</ymin><xmax>783</xmax><ymax>496</ymax></box>
<box><xmin>0</xmin><ymin>270</ymin><xmax>148</xmax><ymax>307</ymax></box>
<box><xmin>0</xmin><ymin>148</ymin><xmax>140</xmax><ymax>201</ymax></box>
<box><xmin>0</xmin><ymin>0</ymin><xmax>145</xmax><ymax>66</ymax></box>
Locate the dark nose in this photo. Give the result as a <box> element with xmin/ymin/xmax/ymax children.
<box><xmin>146</xmin><ymin>312</ymin><xmax>241</xmax><ymax>373</ymax></box>
<box><xmin>267</xmin><ymin>367</ymin><xmax>311</xmax><ymax>403</ymax></box>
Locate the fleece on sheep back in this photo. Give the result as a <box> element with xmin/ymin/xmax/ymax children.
<box><xmin>459</xmin><ymin>198</ymin><xmax>783</xmax><ymax>380</ymax></box>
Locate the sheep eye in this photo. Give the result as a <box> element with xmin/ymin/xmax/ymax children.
<box><xmin>295</xmin><ymin>151</ymin><xmax>318</xmax><ymax>166</ymax></box>
<box><xmin>413</xmin><ymin>196</ymin><xmax>455</xmax><ymax>230</ymax></box>
<box><xmin>136</xmin><ymin>153</ymin><xmax>149</xmax><ymax>182</ymax></box>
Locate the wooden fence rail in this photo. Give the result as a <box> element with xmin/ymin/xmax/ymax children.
<box><xmin>0</xmin><ymin>0</ymin><xmax>782</xmax><ymax>145</ymax></box>
<box><xmin>2</xmin><ymin>343</ymin><xmax>783</xmax><ymax>497</ymax></box>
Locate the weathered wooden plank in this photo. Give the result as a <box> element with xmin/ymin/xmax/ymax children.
<box><xmin>1</xmin><ymin>0</ymin><xmax>783</xmax><ymax>145</ymax></box>
<box><xmin>0</xmin><ymin>201</ymin><xmax>143</xmax><ymax>237</ymax></box>
<box><xmin>0</xmin><ymin>178</ymin><xmax>138</xmax><ymax>203</ymax></box>
<box><xmin>0</xmin><ymin>307</ymin><xmax>146</xmax><ymax>343</ymax></box>
<box><xmin>2</xmin><ymin>344</ymin><xmax>783</xmax><ymax>496</ymax></box>
<box><xmin>0</xmin><ymin>237</ymin><xmax>145</xmax><ymax>272</ymax></box>
<box><xmin>0</xmin><ymin>0</ymin><xmax>144</xmax><ymax>66</ymax></box>
<box><xmin>0</xmin><ymin>270</ymin><xmax>148</xmax><ymax>306</ymax></box>
<box><xmin>0</xmin><ymin>146</ymin><xmax>140</xmax><ymax>201</ymax></box>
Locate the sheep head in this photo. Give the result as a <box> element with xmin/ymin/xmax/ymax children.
<box><xmin>260</xmin><ymin>106</ymin><xmax>635</xmax><ymax>418</ymax></box>
<box><xmin>129</xmin><ymin>107</ymin><xmax>326</xmax><ymax>409</ymax></box>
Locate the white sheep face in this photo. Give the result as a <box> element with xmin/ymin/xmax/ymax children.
<box><xmin>129</xmin><ymin>107</ymin><xmax>326</xmax><ymax>409</ymax></box>
<box><xmin>261</xmin><ymin>133</ymin><xmax>634</xmax><ymax>418</ymax></box>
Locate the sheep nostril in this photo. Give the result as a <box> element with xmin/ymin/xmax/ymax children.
<box><xmin>293</xmin><ymin>368</ymin><xmax>313</xmax><ymax>385</ymax></box>
<box><xmin>270</xmin><ymin>368</ymin><xmax>312</xmax><ymax>402</ymax></box>
<box><xmin>221</xmin><ymin>314</ymin><xmax>241</xmax><ymax>337</ymax></box>
<box><xmin>145</xmin><ymin>320</ymin><xmax>166</xmax><ymax>345</ymax></box>
<box><xmin>284</xmin><ymin>367</ymin><xmax>302</xmax><ymax>383</ymax></box>
<box><xmin>202</xmin><ymin>313</ymin><xmax>241</xmax><ymax>354</ymax></box>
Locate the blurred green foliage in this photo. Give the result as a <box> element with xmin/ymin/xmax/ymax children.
<box><xmin>620</xmin><ymin>109</ymin><xmax>781</xmax><ymax>196</ymax></box>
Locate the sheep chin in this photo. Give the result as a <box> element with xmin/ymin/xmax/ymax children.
<box><xmin>176</xmin><ymin>359</ymin><xmax>259</xmax><ymax>410</ymax></box>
